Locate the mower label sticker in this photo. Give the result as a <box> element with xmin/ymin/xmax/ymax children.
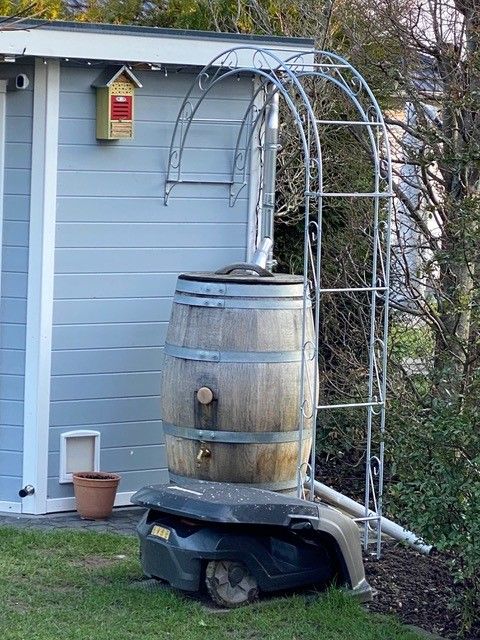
<box><xmin>151</xmin><ymin>525</ymin><xmax>171</xmax><ymax>541</ymax></box>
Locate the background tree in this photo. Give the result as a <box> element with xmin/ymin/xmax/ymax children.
<box><xmin>335</xmin><ymin>1</ymin><xmax>480</xmax><ymax>628</ymax></box>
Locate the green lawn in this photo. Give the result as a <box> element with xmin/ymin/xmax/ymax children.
<box><xmin>0</xmin><ymin>527</ymin><xmax>422</xmax><ymax>640</ymax></box>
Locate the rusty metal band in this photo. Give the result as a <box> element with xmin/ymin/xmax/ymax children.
<box><xmin>164</xmin><ymin>343</ymin><xmax>303</xmax><ymax>363</ymax></box>
<box><xmin>163</xmin><ymin>422</ymin><xmax>312</xmax><ymax>444</ymax></box>
<box><xmin>168</xmin><ymin>473</ymin><xmax>297</xmax><ymax>492</ymax></box>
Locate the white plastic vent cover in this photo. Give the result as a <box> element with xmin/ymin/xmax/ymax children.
<box><xmin>59</xmin><ymin>430</ymin><xmax>100</xmax><ymax>483</ymax></box>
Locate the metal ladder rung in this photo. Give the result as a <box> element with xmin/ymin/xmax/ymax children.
<box><xmin>316</xmin><ymin>119</ymin><xmax>384</xmax><ymax>126</ymax></box>
<box><xmin>317</xmin><ymin>401</ymin><xmax>384</xmax><ymax>410</ymax></box>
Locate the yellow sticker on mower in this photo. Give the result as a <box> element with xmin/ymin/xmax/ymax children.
<box><xmin>151</xmin><ymin>525</ymin><xmax>171</xmax><ymax>541</ymax></box>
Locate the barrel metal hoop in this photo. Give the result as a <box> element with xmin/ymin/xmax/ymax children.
<box><xmin>175</xmin><ymin>279</ymin><xmax>305</xmax><ymax>299</ymax></box>
<box><xmin>163</xmin><ymin>422</ymin><xmax>312</xmax><ymax>444</ymax></box>
<box><xmin>168</xmin><ymin>473</ymin><xmax>297</xmax><ymax>492</ymax></box>
<box><xmin>164</xmin><ymin>344</ymin><xmax>303</xmax><ymax>363</ymax></box>
<box><xmin>173</xmin><ymin>292</ymin><xmax>306</xmax><ymax>310</ymax></box>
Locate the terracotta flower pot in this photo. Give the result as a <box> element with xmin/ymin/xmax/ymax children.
<box><xmin>72</xmin><ymin>471</ymin><xmax>121</xmax><ymax>519</ymax></box>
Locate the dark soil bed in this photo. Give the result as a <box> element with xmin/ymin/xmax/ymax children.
<box><xmin>363</xmin><ymin>542</ymin><xmax>473</xmax><ymax>639</ymax></box>
<box><xmin>316</xmin><ymin>453</ymin><xmax>479</xmax><ymax>639</ymax></box>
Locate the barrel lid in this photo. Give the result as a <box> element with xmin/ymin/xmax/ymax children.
<box><xmin>179</xmin><ymin>272</ymin><xmax>304</xmax><ymax>285</ymax></box>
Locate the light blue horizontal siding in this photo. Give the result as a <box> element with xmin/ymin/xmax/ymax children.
<box><xmin>56</xmin><ymin>195</ymin><xmax>246</xmax><ymax>223</ymax></box>
<box><xmin>0</xmin><ymin>350</ymin><xmax>25</xmax><ymax>375</ymax></box>
<box><xmin>47</xmin><ymin>65</ymin><xmax>253</xmax><ymax>501</ymax></box>
<box><xmin>49</xmin><ymin>444</ymin><xmax>166</xmax><ymax>474</ymax></box>
<box><xmin>5</xmin><ymin>116</ymin><xmax>33</xmax><ymax>144</ymax></box>
<box><xmin>4</xmin><ymin>169</ymin><xmax>31</xmax><ymax>196</ymax></box>
<box><xmin>0</xmin><ymin>375</ymin><xmax>24</xmax><ymax>401</ymax></box>
<box><xmin>49</xmin><ymin>420</ymin><xmax>163</xmax><ymax>450</ymax></box>
<box><xmin>0</xmin><ymin>63</ymin><xmax>33</xmax><ymax>504</ymax></box>
<box><xmin>0</xmin><ymin>425</ymin><xmax>23</xmax><ymax>451</ymax></box>
<box><xmin>50</xmin><ymin>372</ymin><xmax>161</xmax><ymax>401</ymax></box>
<box><xmin>53</xmin><ymin>299</ymin><xmax>171</xmax><ymax>324</ymax></box>
<box><xmin>2</xmin><ymin>246</ymin><xmax>28</xmax><ymax>272</ymax></box>
<box><xmin>0</xmin><ymin>324</ymin><xmax>26</xmax><ymax>350</ymax></box>
<box><xmin>5</xmin><ymin>143</ymin><xmax>32</xmax><ymax>170</ymax></box>
<box><xmin>3</xmin><ymin>220</ymin><xmax>29</xmax><ymax>246</ymax></box>
<box><xmin>59</xmin><ymin>119</ymin><xmax>242</xmax><ymax>149</ymax></box>
<box><xmin>60</xmin><ymin>92</ymin><xmax>250</xmax><ymax>121</ymax></box>
<box><xmin>0</xmin><ymin>400</ymin><xmax>23</xmax><ymax>426</ymax></box>
<box><xmin>57</xmin><ymin>170</ymin><xmax>236</xmax><ymax>198</ymax></box>
<box><xmin>55</xmin><ymin>247</ymin><xmax>245</xmax><ymax>274</ymax></box>
<box><xmin>0</xmin><ymin>449</ymin><xmax>22</xmax><ymax>472</ymax></box>
<box><xmin>1</xmin><ymin>272</ymin><xmax>28</xmax><ymax>297</ymax></box>
<box><xmin>0</xmin><ymin>476</ymin><xmax>22</xmax><ymax>502</ymax></box>
<box><xmin>0</xmin><ymin>298</ymin><xmax>27</xmax><ymax>323</ymax></box>
<box><xmin>55</xmin><ymin>222</ymin><xmax>246</xmax><ymax>248</ymax></box>
<box><xmin>50</xmin><ymin>396</ymin><xmax>161</xmax><ymax>427</ymax></box>
<box><xmin>53</xmin><ymin>323</ymin><xmax>167</xmax><ymax>349</ymax></box>
<box><xmin>3</xmin><ymin>195</ymin><xmax>30</xmax><ymax>221</ymax></box>
<box><xmin>58</xmin><ymin>145</ymin><xmax>237</xmax><ymax>174</ymax></box>
<box><xmin>51</xmin><ymin>347</ymin><xmax>164</xmax><ymax>375</ymax></box>
<box><xmin>54</xmin><ymin>273</ymin><xmax>178</xmax><ymax>299</ymax></box>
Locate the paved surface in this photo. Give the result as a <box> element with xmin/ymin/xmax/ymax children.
<box><xmin>0</xmin><ymin>506</ymin><xmax>145</xmax><ymax>535</ymax></box>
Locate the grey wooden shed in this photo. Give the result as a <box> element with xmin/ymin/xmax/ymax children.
<box><xmin>0</xmin><ymin>19</ymin><xmax>312</xmax><ymax>514</ymax></box>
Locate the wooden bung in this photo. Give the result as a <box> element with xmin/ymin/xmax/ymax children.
<box><xmin>197</xmin><ymin>387</ymin><xmax>214</xmax><ymax>405</ymax></box>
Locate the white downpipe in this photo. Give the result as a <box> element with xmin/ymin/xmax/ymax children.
<box><xmin>261</xmin><ymin>85</ymin><xmax>279</xmax><ymax>271</ymax></box>
<box><xmin>308</xmin><ymin>478</ymin><xmax>433</xmax><ymax>555</ymax></box>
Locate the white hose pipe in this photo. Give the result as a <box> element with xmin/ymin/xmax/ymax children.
<box><xmin>308</xmin><ymin>478</ymin><xmax>433</xmax><ymax>555</ymax></box>
<box><xmin>252</xmin><ymin>237</ymin><xmax>273</xmax><ymax>270</ymax></box>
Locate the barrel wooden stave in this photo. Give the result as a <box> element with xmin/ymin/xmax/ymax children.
<box><xmin>166</xmin><ymin>438</ymin><xmax>307</xmax><ymax>487</ymax></box>
<box><xmin>162</xmin><ymin>360</ymin><xmax>307</xmax><ymax>431</ymax></box>
<box><xmin>166</xmin><ymin>305</ymin><xmax>305</xmax><ymax>352</ymax></box>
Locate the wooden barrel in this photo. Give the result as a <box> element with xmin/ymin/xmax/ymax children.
<box><xmin>161</xmin><ymin>266</ymin><xmax>316</xmax><ymax>493</ymax></box>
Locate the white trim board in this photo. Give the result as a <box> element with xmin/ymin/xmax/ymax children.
<box><xmin>21</xmin><ymin>58</ymin><xmax>60</xmax><ymax>515</ymax></box>
<box><xmin>0</xmin><ymin>25</ymin><xmax>311</xmax><ymax>67</ymax></box>
<box><xmin>0</xmin><ymin>79</ymin><xmax>7</xmax><ymax>304</ymax></box>
<box><xmin>0</xmin><ymin>500</ymin><xmax>22</xmax><ymax>514</ymax></box>
<box><xmin>0</xmin><ymin>82</ymin><xmax>8</xmax><ymax>513</ymax></box>
<box><xmin>46</xmin><ymin>491</ymin><xmax>135</xmax><ymax>514</ymax></box>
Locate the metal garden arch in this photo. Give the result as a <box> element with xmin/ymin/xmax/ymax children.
<box><xmin>164</xmin><ymin>47</ymin><xmax>393</xmax><ymax>557</ymax></box>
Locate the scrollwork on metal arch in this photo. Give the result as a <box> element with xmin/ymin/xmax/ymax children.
<box><xmin>164</xmin><ymin>46</ymin><xmax>322</xmax><ymax>205</ymax></box>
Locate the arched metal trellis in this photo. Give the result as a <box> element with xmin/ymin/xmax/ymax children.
<box><xmin>164</xmin><ymin>47</ymin><xmax>393</xmax><ymax>558</ymax></box>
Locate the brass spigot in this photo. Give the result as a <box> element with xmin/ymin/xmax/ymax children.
<box><xmin>196</xmin><ymin>442</ymin><xmax>211</xmax><ymax>463</ymax></box>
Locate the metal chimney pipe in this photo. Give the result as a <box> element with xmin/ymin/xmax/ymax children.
<box><xmin>261</xmin><ymin>86</ymin><xmax>279</xmax><ymax>271</ymax></box>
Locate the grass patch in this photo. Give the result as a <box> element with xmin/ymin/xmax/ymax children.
<box><xmin>0</xmin><ymin>527</ymin><xmax>422</xmax><ymax>640</ymax></box>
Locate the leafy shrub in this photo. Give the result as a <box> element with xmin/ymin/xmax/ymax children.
<box><xmin>387</xmin><ymin>402</ymin><xmax>480</xmax><ymax>633</ymax></box>
<box><xmin>389</xmin><ymin>323</ymin><xmax>435</xmax><ymax>360</ymax></box>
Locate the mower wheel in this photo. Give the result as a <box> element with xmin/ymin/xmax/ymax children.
<box><xmin>205</xmin><ymin>560</ymin><xmax>259</xmax><ymax>608</ymax></box>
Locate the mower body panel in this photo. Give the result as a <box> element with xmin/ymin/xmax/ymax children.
<box><xmin>132</xmin><ymin>481</ymin><xmax>372</xmax><ymax>600</ymax></box>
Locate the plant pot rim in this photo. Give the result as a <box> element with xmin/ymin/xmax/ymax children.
<box><xmin>72</xmin><ymin>471</ymin><xmax>121</xmax><ymax>481</ymax></box>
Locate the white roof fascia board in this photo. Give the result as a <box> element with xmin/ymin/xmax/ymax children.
<box><xmin>0</xmin><ymin>26</ymin><xmax>313</xmax><ymax>67</ymax></box>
